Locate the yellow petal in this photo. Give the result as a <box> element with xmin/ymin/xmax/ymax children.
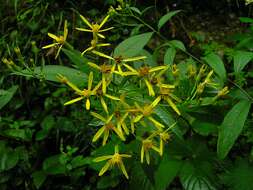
<box><xmin>100</xmin><ymin>97</ymin><xmax>108</xmax><ymax>114</ymax></box>
<box><xmin>86</xmin><ymin>98</ymin><xmax>91</xmax><ymax>110</ymax></box>
<box><xmin>97</xmin><ymin>43</ymin><xmax>111</xmax><ymax>47</ymax></box>
<box><xmin>149</xmin><ymin>66</ymin><xmax>168</xmax><ymax>73</ymax></box>
<box><xmin>98</xmin><ymin>161</ymin><xmax>111</xmax><ymax>176</ymax></box>
<box><xmin>165</xmin><ymin>97</ymin><xmax>181</xmax><ymax>115</ymax></box>
<box><xmin>66</xmin><ymin>80</ymin><xmax>83</xmax><ymax>94</ymax></box>
<box><xmin>81</xmin><ymin>46</ymin><xmax>94</xmax><ymax>55</ymax></box>
<box><xmin>146</xmin><ymin>150</ymin><xmax>150</xmax><ymax>165</ymax></box>
<box><xmin>148</xmin><ymin>116</ymin><xmax>164</xmax><ymax>129</ymax></box>
<box><xmin>119</xmin><ymin>162</ymin><xmax>129</xmax><ymax>179</ymax></box>
<box><xmin>120</xmin><ymin>154</ymin><xmax>132</xmax><ymax>158</ymax></box>
<box><xmin>122</xmin><ymin>122</ymin><xmax>129</xmax><ymax>135</ymax></box>
<box><xmin>133</xmin><ymin>114</ymin><xmax>143</xmax><ymax>123</ymax></box>
<box><xmin>93</xmin><ymin>155</ymin><xmax>113</xmax><ymax>162</ymax></box>
<box><xmin>141</xmin><ymin>145</ymin><xmax>144</xmax><ymax>163</ymax></box>
<box><xmin>102</xmin><ymin>130</ymin><xmax>110</xmax><ymax>146</ymax></box>
<box><xmin>106</xmin><ymin>114</ymin><xmax>114</xmax><ymax>123</ymax></box>
<box><xmin>159</xmin><ymin>138</ymin><xmax>163</xmax><ymax>156</ymax></box>
<box><xmin>79</xmin><ymin>14</ymin><xmax>93</xmax><ymax>29</ymax></box>
<box><xmin>99</xmin><ymin>27</ymin><xmax>114</xmax><ymax>32</ymax></box>
<box><xmin>42</xmin><ymin>43</ymin><xmax>58</xmax><ymax>49</ymax></box>
<box><xmin>150</xmin><ymin>96</ymin><xmax>161</xmax><ymax>108</ymax></box>
<box><xmin>99</xmin><ymin>15</ymin><xmax>110</xmax><ymax>29</ymax></box>
<box><xmin>48</xmin><ymin>33</ymin><xmax>60</xmax><ymax>41</ymax></box>
<box><xmin>97</xmin><ymin>33</ymin><xmax>106</xmax><ymax>39</ymax></box>
<box><xmin>122</xmin><ymin>56</ymin><xmax>147</xmax><ymax>62</ymax></box>
<box><xmin>64</xmin><ymin>97</ymin><xmax>84</xmax><ymax>105</ymax></box>
<box><xmin>88</xmin><ymin>72</ymin><xmax>93</xmax><ymax>90</ymax></box>
<box><xmin>90</xmin><ymin>112</ymin><xmax>107</xmax><ymax>122</ymax></box>
<box><xmin>91</xmin><ymin>50</ymin><xmax>114</xmax><ymax>60</ymax></box>
<box><xmin>130</xmin><ymin>122</ymin><xmax>135</xmax><ymax>134</ymax></box>
<box><xmin>113</xmin><ymin>127</ymin><xmax>125</xmax><ymax>141</ymax></box>
<box><xmin>104</xmin><ymin>94</ymin><xmax>120</xmax><ymax>101</ymax></box>
<box><xmin>55</xmin><ymin>45</ymin><xmax>63</xmax><ymax>59</ymax></box>
<box><xmin>64</xmin><ymin>20</ymin><xmax>68</xmax><ymax>41</ymax></box>
<box><xmin>123</xmin><ymin>63</ymin><xmax>138</xmax><ymax>73</ymax></box>
<box><xmin>144</xmin><ymin>79</ymin><xmax>155</xmax><ymax>96</ymax></box>
<box><xmin>102</xmin><ymin>74</ymin><xmax>107</xmax><ymax>94</ymax></box>
<box><xmin>92</xmin><ymin>126</ymin><xmax>106</xmax><ymax>142</ymax></box>
<box><xmin>87</xmin><ymin>62</ymin><xmax>101</xmax><ymax>70</ymax></box>
<box><xmin>75</xmin><ymin>27</ymin><xmax>93</xmax><ymax>32</ymax></box>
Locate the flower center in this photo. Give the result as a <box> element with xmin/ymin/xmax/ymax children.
<box><xmin>100</xmin><ymin>64</ymin><xmax>112</xmax><ymax>73</ymax></box>
<box><xmin>59</xmin><ymin>36</ymin><xmax>65</xmax><ymax>44</ymax></box>
<box><xmin>138</xmin><ymin>66</ymin><xmax>150</xmax><ymax>77</ymax></box>
<box><xmin>92</xmin><ymin>24</ymin><xmax>100</xmax><ymax>32</ymax></box>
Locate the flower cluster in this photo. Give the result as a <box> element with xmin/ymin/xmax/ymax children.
<box><xmin>42</xmin><ymin>14</ymin><xmax>229</xmax><ymax>179</ymax></box>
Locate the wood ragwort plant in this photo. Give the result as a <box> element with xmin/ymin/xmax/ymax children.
<box><xmin>1</xmin><ymin>1</ymin><xmax>253</xmax><ymax>189</ymax></box>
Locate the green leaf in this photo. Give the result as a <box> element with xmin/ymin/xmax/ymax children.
<box><xmin>21</xmin><ymin>65</ymin><xmax>87</xmax><ymax>87</ymax></box>
<box><xmin>154</xmin><ymin>154</ymin><xmax>182</xmax><ymax>190</ymax></box>
<box><xmin>203</xmin><ymin>53</ymin><xmax>226</xmax><ymax>85</ymax></box>
<box><xmin>114</xmin><ymin>32</ymin><xmax>153</xmax><ymax>57</ymax></box>
<box><xmin>0</xmin><ymin>85</ymin><xmax>18</xmax><ymax>110</ymax></box>
<box><xmin>155</xmin><ymin>106</ymin><xmax>184</xmax><ymax>140</ymax></box>
<box><xmin>2</xmin><ymin>129</ymin><xmax>32</xmax><ymax>141</ymax></box>
<box><xmin>62</xmin><ymin>48</ymin><xmax>90</xmax><ymax>72</ymax></box>
<box><xmin>158</xmin><ymin>10</ymin><xmax>181</xmax><ymax>30</ymax></box>
<box><xmin>164</xmin><ymin>47</ymin><xmax>176</xmax><ymax>66</ymax></box>
<box><xmin>239</xmin><ymin>17</ymin><xmax>253</xmax><ymax>23</ymax></box>
<box><xmin>32</xmin><ymin>171</ymin><xmax>47</xmax><ymax>189</ymax></box>
<box><xmin>217</xmin><ymin>100</ymin><xmax>251</xmax><ymax>159</ymax></box>
<box><xmin>168</xmin><ymin>40</ymin><xmax>186</xmax><ymax>51</ymax></box>
<box><xmin>222</xmin><ymin>159</ymin><xmax>253</xmax><ymax>190</ymax></box>
<box><xmin>179</xmin><ymin>161</ymin><xmax>217</xmax><ymax>190</ymax></box>
<box><xmin>0</xmin><ymin>145</ymin><xmax>19</xmax><ymax>172</ymax></box>
<box><xmin>192</xmin><ymin>120</ymin><xmax>218</xmax><ymax>136</ymax></box>
<box><xmin>43</xmin><ymin>155</ymin><xmax>66</xmax><ymax>175</ymax></box>
<box><xmin>233</xmin><ymin>51</ymin><xmax>253</xmax><ymax>73</ymax></box>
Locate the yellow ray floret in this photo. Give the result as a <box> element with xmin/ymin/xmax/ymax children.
<box><xmin>93</xmin><ymin>145</ymin><xmax>131</xmax><ymax>179</ymax></box>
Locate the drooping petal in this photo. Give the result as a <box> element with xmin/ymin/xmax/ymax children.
<box><xmin>102</xmin><ymin>74</ymin><xmax>107</xmax><ymax>94</ymax></box>
<box><xmin>42</xmin><ymin>43</ymin><xmax>59</xmax><ymax>49</ymax></box>
<box><xmin>91</xmin><ymin>50</ymin><xmax>114</xmax><ymax>60</ymax></box>
<box><xmin>88</xmin><ymin>72</ymin><xmax>93</xmax><ymax>90</ymax></box>
<box><xmin>102</xmin><ymin>129</ymin><xmax>110</xmax><ymax>146</ymax></box>
<box><xmin>122</xmin><ymin>56</ymin><xmax>147</xmax><ymax>62</ymax></box>
<box><xmin>123</xmin><ymin>63</ymin><xmax>138</xmax><ymax>73</ymax></box>
<box><xmin>90</xmin><ymin>112</ymin><xmax>107</xmax><ymax>122</ymax></box>
<box><xmin>81</xmin><ymin>46</ymin><xmax>94</xmax><ymax>55</ymax></box>
<box><xmin>99</xmin><ymin>27</ymin><xmax>114</xmax><ymax>32</ymax></box>
<box><xmin>119</xmin><ymin>162</ymin><xmax>129</xmax><ymax>179</ymax></box>
<box><xmin>87</xmin><ymin>62</ymin><xmax>101</xmax><ymax>70</ymax></box>
<box><xmin>86</xmin><ymin>98</ymin><xmax>91</xmax><ymax>110</ymax></box>
<box><xmin>79</xmin><ymin>14</ymin><xmax>93</xmax><ymax>29</ymax></box>
<box><xmin>75</xmin><ymin>27</ymin><xmax>93</xmax><ymax>32</ymax></box>
<box><xmin>149</xmin><ymin>66</ymin><xmax>168</xmax><ymax>73</ymax></box>
<box><xmin>150</xmin><ymin>96</ymin><xmax>161</xmax><ymax>108</ymax></box>
<box><xmin>113</xmin><ymin>127</ymin><xmax>125</xmax><ymax>141</ymax></box>
<box><xmin>96</xmin><ymin>43</ymin><xmax>111</xmax><ymax>47</ymax></box>
<box><xmin>55</xmin><ymin>44</ymin><xmax>63</xmax><ymax>59</ymax></box>
<box><xmin>100</xmin><ymin>97</ymin><xmax>108</xmax><ymax>114</ymax></box>
<box><xmin>98</xmin><ymin>161</ymin><xmax>111</xmax><ymax>176</ymax></box>
<box><xmin>144</xmin><ymin>79</ymin><xmax>155</xmax><ymax>96</ymax></box>
<box><xmin>148</xmin><ymin>116</ymin><xmax>164</xmax><ymax>129</ymax></box>
<box><xmin>99</xmin><ymin>15</ymin><xmax>110</xmax><ymax>29</ymax></box>
<box><xmin>48</xmin><ymin>33</ymin><xmax>60</xmax><ymax>41</ymax></box>
<box><xmin>104</xmin><ymin>94</ymin><xmax>120</xmax><ymax>101</ymax></box>
<box><xmin>64</xmin><ymin>96</ymin><xmax>84</xmax><ymax>105</ymax></box>
<box><xmin>133</xmin><ymin>114</ymin><xmax>143</xmax><ymax>123</ymax></box>
<box><xmin>97</xmin><ymin>33</ymin><xmax>106</xmax><ymax>39</ymax></box>
<box><xmin>165</xmin><ymin>97</ymin><xmax>181</xmax><ymax>115</ymax></box>
<box><xmin>93</xmin><ymin>155</ymin><xmax>113</xmax><ymax>162</ymax></box>
<box><xmin>64</xmin><ymin>20</ymin><xmax>68</xmax><ymax>41</ymax></box>
<box><xmin>141</xmin><ymin>145</ymin><xmax>144</xmax><ymax>163</ymax></box>
<box><xmin>92</xmin><ymin>126</ymin><xmax>106</xmax><ymax>142</ymax></box>
<box><xmin>146</xmin><ymin>150</ymin><xmax>150</xmax><ymax>165</ymax></box>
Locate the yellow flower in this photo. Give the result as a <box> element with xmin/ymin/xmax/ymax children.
<box><xmin>114</xmin><ymin>110</ymin><xmax>129</xmax><ymax>136</ymax></box>
<box><xmin>91</xmin><ymin>112</ymin><xmax>125</xmax><ymax>145</ymax></box>
<box><xmin>87</xmin><ymin>62</ymin><xmax>115</xmax><ymax>94</ymax></box>
<box><xmin>157</xmin><ymin>87</ymin><xmax>181</xmax><ymax>115</ymax></box>
<box><xmin>57</xmin><ymin>72</ymin><xmax>98</xmax><ymax>110</ymax></box>
<box><xmin>42</xmin><ymin>20</ymin><xmax>68</xmax><ymax>59</ymax></box>
<box><xmin>141</xmin><ymin>138</ymin><xmax>160</xmax><ymax>165</ymax></box>
<box><xmin>217</xmin><ymin>86</ymin><xmax>229</xmax><ymax>97</ymax></box>
<box><xmin>92</xmin><ymin>83</ymin><xmax>121</xmax><ymax>113</ymax></box>
<box><xmin>81</xmin><ymin>39</ymin><xmax>110</xmax><ymax>55</ymax></box>
<box><xmin>90</xmin><ymin>51</ymin><xmax>147</xmax><ymax>76</ymax></box>
<box><xmin>120</xmin><ymin>65</ymin><xmax>168</xmax><ymax>96</ymax></box>
<box><xmin>133</xmin><ymin>97</ymin><xmax>165</xmax><ymax>130</ymax></box>
<box><xmin>76</xmin><ymin>14</ymin><xmax>114</xmax><ymax>39</ymax></box>
<box><xmin>93</xmin><ymin>145</ymin><xmax>131</xmax><ymax>179</ymax></box>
